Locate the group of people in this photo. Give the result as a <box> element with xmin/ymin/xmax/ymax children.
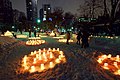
<box><xmin>28</xmin><ymin>29</ymin><xmax>37</xmax><ymax>37</ymax></box>
<box><xmin>66</xmin><ymin>30</ymin><xmax>90</xmax><ymax>48</ymax></box>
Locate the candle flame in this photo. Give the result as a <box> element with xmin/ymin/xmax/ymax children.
<box><xmin>40</xmin><ymin>64</ymin><xmax>45</xmax><ymax>70</ymax></box>
<box><xmin>49</xmin><ymin>62</ymin><xmax>54</xmax><ymax>68</ymax></box>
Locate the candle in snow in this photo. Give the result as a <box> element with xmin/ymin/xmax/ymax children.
<box><xmin>103</xmin><ymin>63</ymin><xmax>109</xmax><ymax>69</ymax></box>
<box><xmin>108</xmin><ymin>54</ymin><xmax>112</xmax><ymax>58</ymax></box>
<box><xmin>30</xmin><ymin>66</ymin><xmax>35</xmax><ymax>73</ymax></box>
<box><xmin>57</xmin><ymin>48</ymin><xmax>59</xmax><ymax>51</ymax></box>
<box><xmin>49</xmin><ymin>62</ymin><xmax>54</xmax><ymax>68</ymax></box>
<box><xmin>40</xmin><ymin>64</ymin><xmax>45</xmax><ymax>70</ymax></box>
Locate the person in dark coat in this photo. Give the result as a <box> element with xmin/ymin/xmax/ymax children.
<box><xmin>66</xmin><ymin>31</ymin><xmax>71</xmax><ymax>44</ymax></box>
<box><xmin>28</xmin><ymin>29</ymin><xmax>31</xmax><ymax>37</ymax></box>
<box><xmin>76</xmin><ymin>31</ymin><xmax>82</xmax><ymax>45</ymax></box>
<box><xmin>81</xmin><ymin>30</ymin><xmax>89</xmax><ymax>48</ymax></box>
<box><xmin>34</xmin><ymin>30</ymin><xmax>36</xmax><ymax>37</ymax></box>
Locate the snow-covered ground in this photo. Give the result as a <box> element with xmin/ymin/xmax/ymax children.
<box><xmin>0</xmin><ymin>34</ymin><xmax>120</xmax><ymax>80</ymax></box>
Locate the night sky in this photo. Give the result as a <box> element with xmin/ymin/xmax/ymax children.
<box><xmin>11</xmin><ymin>0</ymin><xmax>84</xmax><ymax>15</ymax></box>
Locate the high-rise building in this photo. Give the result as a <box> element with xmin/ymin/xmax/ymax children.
<box><xmin>26</xmin><ymin>0</ymin><xmax>37</xmax><ymax>23</ymax></box>
<box><xmin>0</xmin><ymin>0</ymin><xmax>13</xmax><ymax>30</ymax></box>
<box><xmin>39</xmin><ymin>4</ymin><xmax>51</xmax><ymax>21</ymax></box>
<box><xmin>39</xmin><ymin>8</ymin><xmax>43</xmax><ymax>22</ymax></box>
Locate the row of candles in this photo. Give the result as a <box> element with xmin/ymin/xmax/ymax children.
<box><xmin>58</xmin><ymin>39</ymin><xmax>74</xmax><ymax>43</ymax></box>
<box><xmin>26</xmin><ymin>40</ymin><xmax>45</xmax><ymax>46</ymax></box>
<box><xmin>97</xmin><ymin>54</ymin><xmax>120</xmax><ymax>75</ymax></box>
<box><xmin>90</xmin><ymin>35</ymin><xmax>119</xmax><ymax>39</ymax></box>
<box><xmin>22</xmin><ymin>48</ymin><xmax>66</xmax><ymax>73</ymax></box>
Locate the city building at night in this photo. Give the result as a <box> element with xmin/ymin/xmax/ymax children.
<box><xmin>39</xmin><ymin>8</ymin><xmax>44</xmax><ymax>22</ymax></box>
<box><xmin>0</xmin><ymin>0</ymin><xmax>13</xmax><ymax>30</ymax></box>
<box><xmin>26</xmin><ymin>0</ymin><xmax>37</xmax><ymax>23</ymax></box>
<box><xmin>39</xmin><ymin>4</ymin><xmax>51</xmax><ymax>21</ymax></box>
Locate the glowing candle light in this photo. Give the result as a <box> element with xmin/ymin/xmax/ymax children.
<box><xmin>39</xmin><ymin>49</ymin><xmax>41</xmax><ymax>52</ymax></box>
<box><xmin>97</xmin><ymin>58</ymin><xmax>102</xmax><ymax>63</ymax></box>
<box><xmin>43</xmin><ymin>52</ymin><xmax>46</xmax><ymax>56</ymax></box>
<box><xmin>39</xmin><ymin>52</ymin><xmax>41</xmax><ymax>56</ymax></box>
<box><xmin>39</xmin><ymin>55</ymin><xmax>42</xmax><ymax>60</ymax></box>
<box><xmin>31</xmin><ymin>52</ymin><xmax>34</xmax><ymax>55</ymax></box>
<box><xmin>23</xmin><ymin>55</ymin><xmax>27</xmax><ymax>60</ymax></box>
<box><xmin>108</xmin><ymin>54</ymin><xmax>112</xmax><ymax>58</ymax></box>
<box><xmin>114</xmin><ymin>69</ymin><xmax>120</xmax><ymax>75</ymax></box>
<box><xmin>55</xmin><ymin>58</ymin><xmax>60</xmax><ymax>63</ymax></box>
<box><xmin>43</xmin><ymin>48</ymin><xmax>46</xmax><ymax>51</ymax></box>
<box><xmin>33</xmin><ymin>58</ymin><xmax>37</xmax><ymax>64</ymax></box>
<box><xmin>43</xmin><ymin>54</ymin><xmax>47</xmax><ymax>61</ymax></box>
<box><xmin>103</xmin><ymin>63</ymin><xmax>109</xmax><ymax>69</ymax></box>
<box><xmin>59</xmin><ymin>55</ymin><xmax>62</xmax><ymax>60</ymax></box>
<box><xmin>40</xmin><ymin>64</ymin><xmax>45</xmax><ymax>70</ymax></box>
<box><xmin>34</xmin><ymin>51</ymin><xmax>37</xmax><ymax>54</ymax></box>
<box><xmin>53</xmin><ymin>48</ymin><xmax>56</xmax><ymax>51</ymax></box>
<box><xmin>21</xmin><ymin>48</ymin><xmax>66</xmax><ymax>73</ymax></box>
<box><xmin>114</xmin><ymin>62</ymin><xmax>118</xmax><ymax>68</ymax></box>
<box><xmin>30</xmin><ymin>66</ymin><xmax>35</xmax><ymax>73</ymax></box>
<box><xmin>60</xmin><ymin>53</ymin><xmax>65</xmax><ymax>58</ymax></box>
<box><xmin>48</xmin><ymin>48</ymin><xmax>51</xmax><ymax>51</ymax></box>
<box><xmin>57</xmin><ymin>48</ymin><xmax>59</xmax><ymax>51</ymax></box>
<box><xmin>101</xmin><ymin>55</ymin><xmax>107</xmax><ymax>60</ymax></box>
<box><xmin>47</xmin><ymin>51</ymin><xmax>50</xmax><ymax>55</ymax></box>
<box><xmin>36</xmin><ymin>54</ymin><xmax>39</xmax><ymax>59</ymax></box>
<box><xmin>60</xmin><ymin>51</ymin><xmax>63</xmax><ymax>55</ymax></box>
<box><xmin>23</xmin><ymin>56</ymin><xmax>27</xmax><ymax>67</ymax></box>
<box><xmin>116</xmin><ymin>55</ymin><xmax>120</xmax><ymax>62</ymax></box>
<box><xmin>50</xmin><ymin>52</ymin><xmax>53</xmax><ymax>59</ymax></box>
<box><xmin>49</xmin><ymin>62</ymin><xmax>54</xmax><ymax>68</ymax></box>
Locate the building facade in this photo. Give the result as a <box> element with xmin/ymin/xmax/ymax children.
<box><xmin>26</xmin><ymin>0</ymin><xmax>37</xmax><ymax>23</ymax></box>
<box><xmin>0</xmin><ymin>0</ymin><xmax>13</xmax><ymax>30</ymax></box>
<box><xmin>39</xmin><ymin>4</ymin><xmax>51</xmax><ymax>21</ymax></box>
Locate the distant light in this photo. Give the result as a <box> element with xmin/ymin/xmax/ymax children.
<box><xmin>48</xmin><ymin>8</ymin><xmax>51</xmax><ymax>10</ymax></box>
<box><xmin>12</xmin><ymin>26</ymin><xmax>15</xmax><ymax>28</ymax></box>
<box><xmin>37</xmin><ymin>19</ymin><xmax>41</xmax><ymax>23</ymax></box>
<box><xmin>55</xmin><ymin>25</ymin><xmax>57</xmax><ymax>27</ymax></box>
<box><xmin>43</xmin><ymin>18</ymin><xmax>46</xmax><ymax>21</ymax></box>
<box><xmin>44</xmin><ymin>11</ymin><xmax>46</xmax><ymax>14</ymax></box>
<box><xmin>29</xmin><ymin>2</ymin><xmax>32</xmax><ymax>5</ymax></box>
<box><xmin>49</xmin><ymin>18</ymin><xmax>52</xmax><ymax>21</ymax></box>
<box><xmin>71</xmin><ymin>27</ymin><xmax>73</xmax><ymax>29</ymax></box>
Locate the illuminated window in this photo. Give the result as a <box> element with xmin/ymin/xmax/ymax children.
<box><xmin>44</xmin><ymin>11</ymin><xmax>46</xmax><ymax>14</ymax></box>
<box><xmin>44</xmin><ymin>15</ymin><xmax>46</xmax><ymax>18</ymax></box>
<box><xmin>29</xmin><ymin>2</ymin><xmax>32</xmax><ymax>5</ymax></box>
<box><xmin>48</xmin><ymin>8</ymin><xmax>51</xmax><ymax>10</ymax></box>
<box><xmin>43</xmin><ymin>18</ymin><xmax>46</xmax><ymax>21</ymax></box>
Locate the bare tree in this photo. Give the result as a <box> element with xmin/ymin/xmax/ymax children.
<box><xmin>105</xmin><ymin>0</ymin><xmax>120</xmax><ymax>34</ymax></box>
<box><xmin>77</xmin><ymin>0</ymin><xmax>104</xmax><ymax>18</ymax></box>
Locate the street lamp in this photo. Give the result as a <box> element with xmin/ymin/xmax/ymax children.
<box><xmin>37</xmin><ymin>19</ymin><xmax>41</xmax><ymax>23</ymax></box>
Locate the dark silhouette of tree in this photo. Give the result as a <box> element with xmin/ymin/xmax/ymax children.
<box><xmin>77</xmin><ymin>0</ymin><xmax>104</xmax><ymax>18</ymax></box>
<box><xmin>51</xmin><ymin>7</ymin><xmax>64</xmax><ymax>28</ymax></box>
<box><xmin>109</xmin><ymin>0</ymin><xmax>120</xmax><ymax>30</ymax></box>
<box><xmin>18</xmin><ymin>12</ymin><xmax>27</xmax><ymax>33</ymax></box>
<box><xmin>63</xmin><ymin>12</ymin><xmax>74</xmax><ymax>30</ymax></box>
<box><xmin>104</xmin><ymin>0</ymin><xmax>120</xmax><ymax>35</ymax></box>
